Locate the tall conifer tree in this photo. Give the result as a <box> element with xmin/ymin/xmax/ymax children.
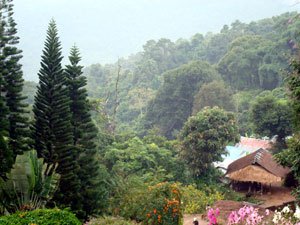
<box><xmin>3</xmin><ymin>0</ymin><xmax>30</xmax><ymax>154</ymax></box>
<box><xmin>0</xmin><ymin>61</ymin><xmax>12</xmax><ymax>178</ymax></box>
<box><xmin>32</xmin><ymin>20</ymin><xmax>80</xmax><ymax>208</ymax></box>
<box><xmin>0</xmin><ymin>24</ymin><xmax>11</xmax><ymax>178</ymax></box>
<box><xmin>65</xmin><ymin>46</ymin><xmax>101</xmax><ymax>218</ymax></box>
<box><xmin>0</xmin><ymin>2</ymin><xmax>9</xmax><ymax>139</ymax></box>
<box><xmin>0</xmin><ymin>0</ymin><xmax>27</xmax><ymax>177</ymax></box>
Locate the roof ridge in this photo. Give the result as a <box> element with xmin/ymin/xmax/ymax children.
<box><xmin>253</xmin><ymin>149</ymin><xmax>264</xmax><ymax>164</ymax></box>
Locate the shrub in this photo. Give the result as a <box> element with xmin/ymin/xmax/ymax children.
<box><xmin>206</xmin><ymin>205</ymin><xmax>300</xmax><ymax>225</ymax></box>
<box><xmin>110</xmin><ymin>179</ymin><xmax>183</xmax><ymax>224</ymax></box>
<box><xmin>0</xmin><ymin>150</ymin><xmax>59</xmax><ymax>214</ymax></box>
<box><xmin>109</xmin><ymin>175</ymin><xmax>148</xmax><ymax>221</ymax></box>
<box><xmin>87</xmin><ymin>216</ymin><xmax>138</xmax><ymax>225</ymax></box>
<box><xmin>0</xmin><ymin>208</ymin><xmax>81</xmax><ymax>225</ymax></box>
<box><xmin>143</xmin><ymin>182</ymin><xmax>183</xmax><ymax>225</ymax></box>
<box><xmin>207</xmin><ymin>208</ymin><xmax>220</xmax><ymax>225</ymax></box>
<box><xmin>181</xmin><ymin>184</ymin><xmax>223</xmax><ymax>214</ymax></box>
<box><xmin>272</xmin><ymin>205</ymin><xmax>300</xmax><ymax>225</ymax></box>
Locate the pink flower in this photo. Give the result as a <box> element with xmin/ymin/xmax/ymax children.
<box><xmin>265</xmin><ymin>209</ymin><xmax>270</xmax><ymax>216</ymax></box>
<box><xmin>228</xmin><ymin>211</ymin><xmax>239</xmax><ymax>224</ymax></box>
<box><xmin>215</xmin><ymin>208</ymin><xmax>220</xmax><ymax>217</ymax></box>
<box><xmin>207</xmin><ymin>208</ymin><xmax>219</xmax><ymax>225</ymax></box>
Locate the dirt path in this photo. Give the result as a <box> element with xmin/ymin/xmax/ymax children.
<box><xmin>183</xmin><ymin>214</ymin><xmax>207</xmax><ymax>225</ymax></box>
<box><xmin>254</xmin><ymin>186</ymin><xmax>296</xmax><ymax>209</ymax></box>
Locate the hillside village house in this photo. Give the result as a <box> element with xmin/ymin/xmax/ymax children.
<box><xmin>225</xmin><ymin>149</ymin><xmax>290</xmax><ymax>193</ymax></box>
<box><xmin>216</xmin><ymin>136</ymin><xmax>274</xmax><ymax>170</ymax></box>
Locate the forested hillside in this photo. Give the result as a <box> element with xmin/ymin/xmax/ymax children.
<box><xmin>3</xmin><ymin>2</ymin><xmax>300</xmax><ymax>223</ymax></box>
<box><xmin>76</xmin><ymin>12</ymin><xmax>300</xmax><ymax>138</ymax></box>
<box><xmin>22</xmin><ymin>11</ymin><xmax>299</xmax><ymax>144</ymax></box>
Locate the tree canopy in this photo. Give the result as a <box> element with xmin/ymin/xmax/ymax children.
<box><xmin>179</xmin><ymin>107</ymin><xmax>240</xmax><ymax>177</ymax></box>
<box><xmin>192</xmin><ymin>80</ymin><xmax>234</xmax><ymax>114</ymax></box>
<box><xmin>145</xmin><ymin>61</ymin><xmax>219</xmax><ymax>139</ymax></box>
<box><xmin>250</xmin><ymin>93</ymin><xmax>292</xmax><ymax>141</ymax></box>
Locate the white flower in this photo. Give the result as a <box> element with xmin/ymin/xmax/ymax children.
<box><xmin>294</xmin><ymin>205</ymin><xmax>300</xmax><ymax>219</ymax></box>
<box><xmin>272</xmin><ymin>215</ymin><xmax>279</xmax><ymax>224</ymax></box>
<box><xmin>272</xmin><ymin>212</ymin><xmax>282</xmax><ymax>224</ymax></box>
<box><xmin>282</xmin><ymin>206</ymin><xmax>290</xmax><ymax>214</ymax></box>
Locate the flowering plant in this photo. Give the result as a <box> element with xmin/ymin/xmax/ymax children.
<box><xmin>207</xmin><ymin>208</ymin><xmax>220</xmax><ymax>225</ymax></box>
<box><xmin>205</xmin><ymin>204</ymin><xmax>300</xmax><ymax>225</ymax></box>
<box><xmin>272</xmin><ymin>205</ymin><xmax>300</xmax><ymax>225</ymax></box>
<box><xmin>228</xmin><ymin>205</ymin><xmax>300</xmax><ymax>225</ymax></box>
<box><xmin>143</xmin><ymin>182</ymin><xmax>183</xmax><ymax>225</ymax></box>
<box><xmin>227</xmin><ymin>206</ymin><xmax>265</xmax><ymax>225</ymax></box>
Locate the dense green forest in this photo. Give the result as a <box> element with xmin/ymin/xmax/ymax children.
<box><xmin>2</xmin><ymin>1</ymin><xmax>300</xmax><ymax>223</ymax></box>
<box><xmin>76</xmin><ymin>12</ymin><xmax>299</xmax><ymax>138</ymax></box>
<box><xmin>23</xmin><ymin>12</ymin><xmax>300</xmax><ymax>138</ymax></box>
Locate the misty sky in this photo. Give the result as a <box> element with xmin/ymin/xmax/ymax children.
<box><xmin>14</xmin><ymin>0</ymin><xmax>300</xmax><ymax>81</ymax></box>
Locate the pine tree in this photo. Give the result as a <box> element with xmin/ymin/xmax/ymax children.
<box><xmin>0</xmin><ymin>0</ymin><xmax>27</xmax><ymax>177</ymax></box>
<box><xmin>0</xmin><ymin>29</ymin><xmax>11</xmax><ymax>179</ymax></box>
<box><xmin>0</xmin><ymin>67</ymin><xmax>13</xmax><ymax>179</ymax></box>
<box><xmin>0</xmin><ymin>3</ymin><xmax>8</xmax><ymax>139</ymax></box>
<box><xmin>32</xmin><ymin>20</ymin><xmax>80</xmax><ymax>208</ymax></box>
<box><xmin>65</xmin><ymin>46</ymin><xmax>102</xmax><ymax>219</ymax></box>
<box><xmin>2</xmin><ymin>0</ymin><xmax>30</xmax><ymax>154</ymax></box>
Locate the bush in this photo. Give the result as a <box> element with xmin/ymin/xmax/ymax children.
<box><xmin>109</xmin><ymin>175</ymin><xmax>148</xmax><ymax>221</ymax></box>
<box><xmin>87</xmin><ymin>216</ymin><xmax>138</xmax><ymax>225</ymax></box>
<box><xmin>111</xmin><ymin>180</ymin><xmax>183</xmax><ymax>224</ymax></box>
<box><xmin>0</xmin><ymin>208</ymin><xmax>81</xmax><ymax>225</ymax></box>
<box><xmin>0</xmin><ymin>150</ymin><xmax>59</xmax><ymax>214</ymax></box>
<box><xmin>143</xmin><ymin>182</ymin><xmax>183</xmax><ymax>225</ymax></box>
<box><xmin>181</xmin><ymin>184</ymin><xmax>223</xmax><ymax>214</ymax></box>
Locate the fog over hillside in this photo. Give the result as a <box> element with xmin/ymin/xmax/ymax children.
<box><xmin>14</xmin><ymin>0</ymin><xmax>300</xmax><ymax>81</ymax></box>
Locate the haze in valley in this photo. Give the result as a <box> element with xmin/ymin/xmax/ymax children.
<box><xmin>15</xmin><ymin>0</ymin><xmax>300</xmax><ymax>81</ymax></box>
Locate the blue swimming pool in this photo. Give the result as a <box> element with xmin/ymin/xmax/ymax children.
<box><xmin>225</xmin><ymin>146</ymin><xmax>244</xmax><ymax>161</ymax></box>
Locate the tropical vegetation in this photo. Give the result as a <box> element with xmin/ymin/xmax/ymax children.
<box><xmin>1</xmin><ymin>0</ymin><xmax>300</xmax><ymax>224</ymax></box>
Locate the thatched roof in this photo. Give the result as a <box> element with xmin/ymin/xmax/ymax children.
<box><xmin>226</xmin><ymin>149</ymin><xmax>290</xmax><ymax>184</ymax></box>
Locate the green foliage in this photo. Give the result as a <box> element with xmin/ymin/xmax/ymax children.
<box><xmin>109</xmin><ymin>180</ymin><xmax>183</xmax><ymax>224</ymax></box>
<box><xmin>289</xmin><ymin>57</ymin><xmax>300</xmax><ymax>129</ymax></box>
<box><xmin>0</xmin><ymin>208</ymin><xmax>81</xmax><ymax>225</ymax></box>
<box><xmin>145</xmin><ymin>61</ymin><xmax>219</xmax><ymax>139</ymax></box>
<box><xmin>194</xmin><ymin>22</ymin><xmax>244</xmax><ymax>64</ymax></box>
<box><xmin>81</xmin><ymin>12</ymin><xmax>300</xmax><ymax>134</ymax></box>
<box><xmin>275</xmin><ymin>44</ymin><xmax>300</xmax><ymax>200</ymax></box>
<box><xmin>65</xmin><ymin>46</ymin><xmax>105</xmax><ymax>219</ymax></box>
<box><xmin>87</xmin><ymin>216</ymin><xmax>138</xmax><ymax>225</ymax></box>
<box><xmin>109</xmin><ymin>175</ymin><xmax>148</xmax><ymax>221</ymax></box>
<box><xmin>192</xmin><ymin>80</ymin><xmax>234</xmax><ymax>114</ymax></box>
<box><xmin>179</xmin><ymin>107</ymin><xmax>240</xmax><ymax>177</ymax></box>
<box><xmin>32</xmin><ymin>20</ymin><xmax>80</xmax><ymax>210</ymax></box>
<box><xmin>232</xmin><ymin>90</ymin><xmax>257</xmax><ymax>136</ymax></box>
<box><xmin>0</xmin><ymin>135</ymin><xmax>13</xmax><ymax>180</ymax></box>
<box><xmin>143</xmin><ymin>182</ymin><xmax>183</xmax><ymax>225</ymax></box>
<box><xmin>84</xmin><ymin>37</ymin><xmax>191</xmax><ymax>132</ymax></box>
<box><xmin>275</xmin><ymin>135</ymin><xmax>300</xmax><ymax>197</ymax></box>
<box><xmin>232</xmin><ymin>88</ymin><xmax>288</xmax><ymax>136</ymax></box>
<box><xmin>103</xmin><ymin>135</ymin><xmax>189</xmax><ymax>183</ymax></box>
<box><xmin>250</xmin><ymin>93</ymin><xmax>292</xmax><ymax>141</ymax></box>
<box><xmin>89</xmin><ymin>98</ymin><xmax>114</xmax><ymax>151</ymax></box>
<box><xmin>0</xmin><ymin>0</ymin><xmax>30</xmax><ymax>179</ymax></box>
<box><xmin>0</xmin><ymin>150</ymin><xmax>59</xmax><ymax>214</ymax></box>
<box><xmin>218</xmin><ymin>35</ymin><xmax>283</xmax><ymax>90</ymax></box>
<box><xmin>109</xmin><ymin>174</ymin><xmax>186</xmax><ymax>224</ymax></box>
<box><xmin>181</xmin><ymin>184</ymin><xmax>223</xmax><ymax>214</ymax></box>
<box><xmin>1</xmin><ymin>0</ymin><xmax>30</xmax><ymax>155</ymax></box>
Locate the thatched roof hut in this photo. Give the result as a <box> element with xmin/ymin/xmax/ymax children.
<box><xmin>226</xmin><ymin>149</ymin><xmax>290</xmax><ymax>184</ymax></box>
